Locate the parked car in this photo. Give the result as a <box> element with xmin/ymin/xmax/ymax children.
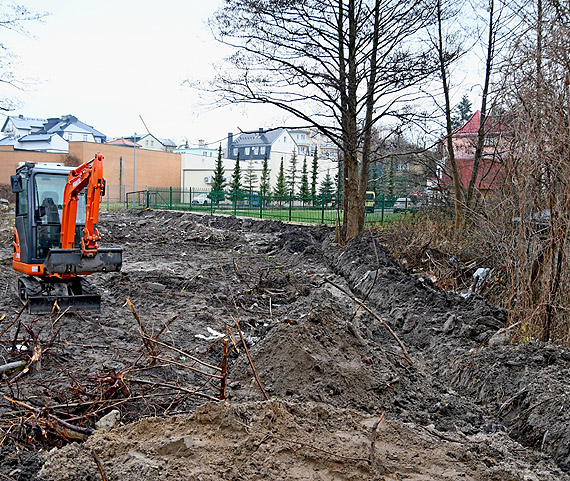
<box><xmin>393</xmin><ymin>197</ymin><xmax>413</xmax><ymax>212</ymax></box>
<box><xmin>192</xmin><ymin>193</ymin><xmax>210</xmax><ymax>205</ymax></box>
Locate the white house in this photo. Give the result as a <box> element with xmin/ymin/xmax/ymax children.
<box><xmin>227</xmin><ymin>127</ymin><xmax>338</xmax><ymax>191</ymax></box>
<box><xmin>126</xmin><ymin>134</ymin><xmax>177</xmax><ymax>152</ymax></box>
<box><xmin>0</xmin><ymin>133</ymin><xmax>68</xmax><ymax>153</ymax></box>
<box><xmin>180</xmin><ymin>152</ymin><xmax>264</xmax><ymax>202</ymax></box>
<box><xmin>1</xmin><ymin>115</ymin><xmax>46</xmax><ymax>137</ymax></box>
<box><xmin>0</xmin><ymin>114</ymin><xmax>106</xmax><ymax>152</ymax></box>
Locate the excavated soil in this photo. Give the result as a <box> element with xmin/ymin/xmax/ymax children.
<box><xmin>0</xmin><ymin>207</ymin><xmax>569</xmax><ymax>481</ymax></box>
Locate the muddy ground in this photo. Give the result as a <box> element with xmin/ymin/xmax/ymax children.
<box><xmin>0</xmin><ymin>207</ymin><xmax>569</xmax><ymax>480</ymax></box>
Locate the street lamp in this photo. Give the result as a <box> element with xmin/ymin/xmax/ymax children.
<box><xmin>133</xmin><ymin>132</ymin><xmax>136</xmax><ymax>195</ymax></box>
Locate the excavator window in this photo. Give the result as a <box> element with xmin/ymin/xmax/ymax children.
<box><xmin>16</xmin><ymin>171</ymin><xmax>28</xmax><ymax>217</ymax></box>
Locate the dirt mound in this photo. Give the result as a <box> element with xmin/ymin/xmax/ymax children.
<box><xmin>0</xmin><ymin>208</ymin><xmax>569</xmax><ymax>480</ymax></box>
<box><xmin>39</xmin><ymin>400</ymin><xmax>568</xmax><ymax>481</ymax></box>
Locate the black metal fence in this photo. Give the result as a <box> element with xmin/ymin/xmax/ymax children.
<box><xmin>123</xmin><ymin>188</ymin><xmax>423</xmax><ymax>226</ymax></box>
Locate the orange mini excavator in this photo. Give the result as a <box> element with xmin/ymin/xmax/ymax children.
<box><xmin>10</xmin><ymin>153</ymin><xmax>122</xmax><ymax>313</ymax></box>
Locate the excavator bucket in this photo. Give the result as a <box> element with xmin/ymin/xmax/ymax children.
<box><xmin>18</xmin><ymin>276</ymin><xmax>103</xmax><ymax>314</ymax></box>
<box><xmin>43</xmin><ymin>248</ymin><xmax>123</xmax><ymax>275</ymax></box>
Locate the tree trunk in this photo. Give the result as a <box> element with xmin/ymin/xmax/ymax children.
<box><xmin>466</xmin><ymin>0</ymin><xmax>495</xmax><ymax>209</ymax></box>
<box><xmin>437</xmin><ymin>0</ymin><xmax>463</xmax><ymax>229</ymax></box>
<box><xmin>358</xmin><ymin>0</ymin><xmax>380</xmax><ymax>233</ymax></box>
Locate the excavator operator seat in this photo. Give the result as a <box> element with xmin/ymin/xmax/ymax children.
<box><xmin>37</xmin><ymin>189</ymin><xmax>63</xmax><ymax>259</ymax></box>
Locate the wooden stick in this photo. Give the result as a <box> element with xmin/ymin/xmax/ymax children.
<box><xmin>126</xmin><ymin>378</ymin><xmax>219</xmax><ymax>401</ymax></box>
<box><xmin>141</xmin><ymin>334</ymin><xmax>222</xmax><ymax>372</ymax></box>
<box><xmin>52</xmin><ymin>306</ymin><xmax>71</xmax><ymax>327</ymax></box>
<box><xmin>369</xmin><ymin>411</ymin><xmax>385</xmax><ymax>464</ymax></box>
<box><xmin>324</xmin><ymin>278</ymin><xmax>413</xmax><ymax>365</ymax></box>
<box><xmin>91</xmin><ymin>449</ymin><xmax>109</xmax><ymax>481</ymax></box>
<box><xmin>152</xmin><ymin>314</ymin><xmax>179</xmax><ymax>342</ymax></box>
<box><xmin>225</xmin><ymin>325</ymin><xmax>240</xmax><ymax>353</ymax></box>
<box><xmin>220</xmin><ymin>339</ymin><xmax>229</xmax><ymax>400</ymax></box>
<box><xmin>0</xmin><ymin>302</ymin><xmax>28</xmax><ymax>342</ymax></box>
<box><xmin>126</xmin><ymin>298</ymin><xmax>157</xmax><ymax>357</ymax></box>
<box><xmin>0</xmin><ymin>361</ymin><xmax>26</xmax><ymax>375</ymax></box>
<box><xmin>4</xmin><ymin>396</ymin><xmax>93</xmax><ymax>436</ymax></box>
<box><xmin>234</xmin><ymin>317</ymin><xmax>269</xmax><ymax>401</ymax></box>
<box><xmin>151</xmin><ymin>356</ymin><xmax>224</xmax><ymax>379</ymax></box>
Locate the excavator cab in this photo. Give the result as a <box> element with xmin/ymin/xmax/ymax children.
<box><xmin>11</xmin><ymin>157</ymin><xmax>122</xmax><ymax>313</ymax></box>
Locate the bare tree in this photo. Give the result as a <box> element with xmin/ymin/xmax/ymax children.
<box><xmin>0</xmin><ymin>3</ymin><xmax>47</xmax><ymax>111</ymax></box>
<box><xmin>497</xmin><ymin>0</ymin><xmax>570</xmax><ymax>343</ymax></box>
<box><xmin>209</xmin><ymin>0</ymin><xmax>439</xmax><ymax>242</ymax></box>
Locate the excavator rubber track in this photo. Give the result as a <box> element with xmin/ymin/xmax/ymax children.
<box><xmin>17</xmin><ymin>276</ymin><xmax>101</xmax><ymax>314</ymax></box>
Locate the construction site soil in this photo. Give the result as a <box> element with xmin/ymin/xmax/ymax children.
<box><xmin>0</xmin><ymin>207</ymin><xmax>569</xmax><ymax>480</ymax></box>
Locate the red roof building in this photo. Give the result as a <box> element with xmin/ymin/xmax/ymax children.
<box><xmin>440</xmin><ymin>111</ymin><xmax>509</xmax><ymax>194</ymax></box>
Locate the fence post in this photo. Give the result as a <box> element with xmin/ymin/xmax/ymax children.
<box><xmin>146</xmin><ymin>190</ymin><xmax>150</xmax><ymax>209</ymax></box>
<box><xmin>259</xmin><ymin>192</ymin><xmax>263</xmax><ymax>219</ymax></box>
<box><xmin>321</xmin><ymin>195</ymin><xmax>325</xmax><ymax>224</ymax></box>
<box><xmin>381</xmin><ymin>194</ymin><xmax>385</xmax><ymax>224</ymax></box>
<box><xmin>233</xmin><ymin>189</ymin><xmax>237</xmax><ymax>216</ymax></box>
<box><xmin>169</xmin><ymin>186</ymin><xmax>172</xmax><ymax>209</ymax></box>
<box><xmin>288</xmin><ymin>193</ymin><xmax>292</xmax><ymax>222</ymax></box>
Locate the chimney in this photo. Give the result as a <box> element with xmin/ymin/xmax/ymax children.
<box><xmin>227</xmin><ymin>132</ymin><xmax>233</xmax><ymax>154</ymax></box>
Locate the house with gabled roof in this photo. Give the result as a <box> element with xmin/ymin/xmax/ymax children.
<box><xmin>42</xmin><ymin>115</ymin><xmax>106</xmax><ymax>143</ymax></box>
<box><xmin>124</xmin><ymin>134</ymin><xmax>176</xmax><ymax>153</ymax></box>
<box><xmin>440</xmin><ymin>110</ymin><xmax>509</xmax><ymax>196</ymax></box>
<box><xmin>0</xmin><ymin>114</ymin><xmax>106</xmax><ymax>152</ymax></box>
<box><xmin>226</xmin><ymin>127</ymin><xmax>338</xmax><ymax>189</ymax></box>
<box><xmin>1</xmin><ymin>115</ymin><xmax>46</xmax><ymax>137</ymax></box>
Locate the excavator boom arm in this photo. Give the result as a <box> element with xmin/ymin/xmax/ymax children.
<box><xmin>59</xmin><ymin>153</ymin><xmax>105</xmax><ymax>254</ymax></box>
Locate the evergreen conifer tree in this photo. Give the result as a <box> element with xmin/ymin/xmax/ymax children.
<box><xmin>274</xmin><ymin>159</ymin><xmax>288</xmax><ymax>204</ymax></box>
<box><xmin>260</xmin><ymin>154</ymin><xmax>271</xmax><ymax>200</ymax></box>
<box><xmin>244</xmin><ymin>156</ymin><xmax>257</xmax><ymax>193</ymax></box>
<box><xmin>211</xmin><ymin>145</ymin><xmax>226</xmax><ymax>204</ymax></box>
<box><xmin>310</xmin><ymin>148</ymin><xmax>319</xmax><ymax>205</ymax></box>
<box><xmin>319</xmin><ymin>169</ymin><xmax>334</xmax><ymax>206</ymax></box>
<box><xmin>230</xmin><ymin>152</ymin><xmax>242</xmax><ymax>204</ymax></box>
<box><xmin>300</xmin><ymin>156</ymin><xmax>310</xmax><ymax>204</ymax></box>
<box><xmin>286</xmin><ymin>149</ymin><xmax>298</xmax><ymax>196</ymax></box>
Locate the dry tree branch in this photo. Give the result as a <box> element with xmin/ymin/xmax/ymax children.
<box><xmin>324</xmin><ymin>277</ymin><xmax>412</xmax><ymax>364</ymax></box>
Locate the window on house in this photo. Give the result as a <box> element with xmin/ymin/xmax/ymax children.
<box><xmin>245</xmin><ymin>147</ymin><xmax>250</xmax><ymax>155</ymax></box>
<box><xmin>151</xmin><ymin>140</ymin><xmax>154</xmax><ymax>147</ymax></box>
<box><xmin>484</xmin><ymin>136</ymin><xmax>497</xmax><ymax>146</ymax></box>
<box><xmin>396</xmin><ymin>162</ymin><xmax>409</xmax><ymax>172</ymax></box>
<box><xmin>67</xmin><ymin>133</ymin><xmax>73</xmax><ymax>141</ymax></box>
<box><xmin>233</xmin><ymin>148</ymin><xmax>238</xmax><ymax>156</ymax></box>
<box><xmin>83</xmin><ymin>134</ymin><xmax>88</xmax><ymax>141</ymax></box>
<box><xmin>203</xmin><ymin>151</ymin><xmax>208</xmax><ymax>156</ymax></box>
<box><xmin>145</xmin><ymin>140</ymin><xmax>149</xmax><ymax>147</ymax></box>
<box><xmin>253</xmin><ymin>146</ymin><xmax>258</xmax><ymax>155</ymax></box>
<box><xmin>260</xmin><ymin>146</ymin><xmax>266</xmax><ymax>154</ymax></box>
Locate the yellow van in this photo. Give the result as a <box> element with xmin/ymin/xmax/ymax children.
<box><xmin>365</xmin><ymin>191</ymin><xmax>375</xmax><ymax>213</ymax></box>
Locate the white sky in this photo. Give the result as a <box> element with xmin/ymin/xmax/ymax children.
<box><xmin>0</xmin><ymin>1</ymin><xmax>486</xmax><ymax>149</ymax></box>
<box><xmin>1</xmin><ymin>0</ymin><xmax>285</xmax><ymax>147</ymax></box>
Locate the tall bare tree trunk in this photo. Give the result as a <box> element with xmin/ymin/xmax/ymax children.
<box><xmin>436</xmin><ymin>0</ymin><xmax>463</xmax><ymax>229</ymax></box>
<box><xmin>466</xmin><ymin>0</ymin><xmax>495</xmax><ymax>209</ymax></box>
<box><xmin>341</xmin><ymin>0</ymin><xmax>361</xmax><ymax>243</ymax></box>
<box><xmin>357</xmin><ymin>0</ymin><xmax>381</xmax><ymax>233</ymax></box>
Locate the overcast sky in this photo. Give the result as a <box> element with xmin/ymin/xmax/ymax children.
<box><xmin>1</xmin><ymin>0</ymin><xmax>284</xmax><ymax>147</ymax></box>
